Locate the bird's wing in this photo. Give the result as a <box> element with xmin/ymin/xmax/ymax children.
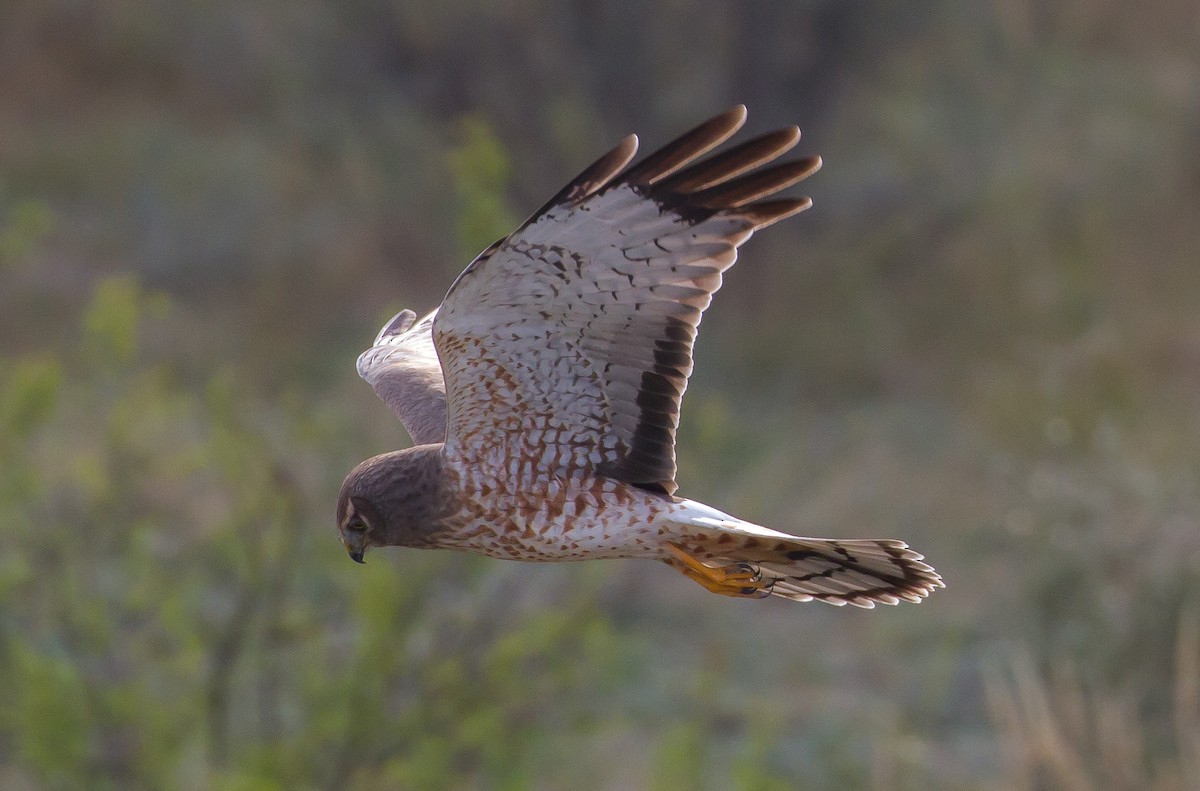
<box><xmin>356</xmin><ymin>307</ymin><xmax>447</xmax><ymax>445</ymax></box>
<box><xmin>434</xmin><ymin>106</ymin><xmax>820</xmax><ymax>495</ymax></box>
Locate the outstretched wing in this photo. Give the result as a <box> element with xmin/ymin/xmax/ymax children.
<box><xmin>434</xmin><ymin>106</ymin><xmax>820</xmax><ymax>494</ymax></box>
<box><xmin>357</xmin><ymin>308</ymin><xmax>447</xmax><ymax>445</ymax></box>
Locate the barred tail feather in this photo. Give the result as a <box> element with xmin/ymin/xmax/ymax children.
<box><xmin>677</xmin><ymin>508</ymin><xmax>943</xmax><ymax>608</ymax></box>
<box><xmin>756</xmin><ymin>536</ymin><xmax>941</xmax><ymax>607</ymax></box>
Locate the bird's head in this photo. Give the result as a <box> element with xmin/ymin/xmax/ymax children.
<box><xmin>335</xmin><ymin>485</ymin><xmax>379</xmax><ymax>564</ymax></box>
<box><xmin>335</xmin><ymin>445</ymin><xmax>448</xmax><ymax>563</ymax></box>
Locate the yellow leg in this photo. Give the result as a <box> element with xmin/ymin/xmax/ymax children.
<box><xmin>663</xmin><ymin>543</ymin><xmax>773</xmax><ymax>599</ymax></box>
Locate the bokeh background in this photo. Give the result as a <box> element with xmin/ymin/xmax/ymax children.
<box><xmin>2</xmin><ymin>1</ymin><xmax>1199</xmax><ymax>788</ymax></box>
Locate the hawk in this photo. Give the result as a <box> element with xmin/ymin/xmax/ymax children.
<box><xmin>338</xmin><ymin>107</ymin><xmax>942</xmax><ymax>607</ymax></box>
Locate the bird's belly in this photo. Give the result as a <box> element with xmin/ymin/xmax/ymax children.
<box><xmin>440</xmin><ymin>474</ymin><xmax>672</xmax><ymax>562</ymax></box>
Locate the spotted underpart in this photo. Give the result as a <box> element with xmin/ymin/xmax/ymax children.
<box><xmin>341</xmin><ymin>106</ymin><xmax>944</xmax><ymax>607</ymax></box>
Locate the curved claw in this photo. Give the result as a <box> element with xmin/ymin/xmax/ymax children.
<box><xmin>740</xmin><ymin>581</ymin><xmax>775</xmax><ymax>599</ymax></box>
<box><xmin>732</xmin><ymin>562</ymin><xmax>761</xmax><ymax>584</ymax></box>
<box><xmin>663</xmin><ymin>543</ymin><xmax>774</xmax><ymax>600</ymax></box>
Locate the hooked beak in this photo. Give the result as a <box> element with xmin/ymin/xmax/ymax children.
<box><xmin>343</xmin><ymin>536</ymin><xmax>367</xmax><ymax>564</ymax></box>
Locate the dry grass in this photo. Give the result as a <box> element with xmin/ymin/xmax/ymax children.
<box><xmin>985</xmin><ymin>609</ymin><xmax>1200</xmax><ymax>791</ymax></box>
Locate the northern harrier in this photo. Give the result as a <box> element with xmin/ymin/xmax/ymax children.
<box><xmin>339</xmin><ymin>107</ymin><xmax>942</xmax><ymax>606</ymax></box>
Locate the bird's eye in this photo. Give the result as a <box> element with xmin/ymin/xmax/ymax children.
<box><xmin>345</xmin><ymin>519</ymin><xmax>368</xmax><ymax>534</ymax></box>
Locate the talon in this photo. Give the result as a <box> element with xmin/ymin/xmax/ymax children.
<box><xmin>740</xmin><ymin>583</ymin><xmax>774</xmax><ymax>599</ymax></box>
<box><xmin>664</xmin><ymin>543</ymin><xmax>772</xmax><ymax>599</ymax></box>
<box><xmin>733</xmin><ymin>562</ymin><xmax>761</xmax><ymax>583</ymax></box>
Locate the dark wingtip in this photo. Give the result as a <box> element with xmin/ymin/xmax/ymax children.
<box><xmin>658</xmin><ymin>126</ymin><xmax>802</xmax><ymax>194</ymax></box>
<box><xmin>693</xmin><ymin>155</ymin><xmax>822</xmax><ymax>210</ymax></box>
<box><xmin>620</xmin><ymin>106</ymin><xmax>749</xmax><ymax>186</ymax></box>
<box><xmin>530</xmin><ymin>133</ymin><xmax>640</xmax><ymax>217</ymax></box>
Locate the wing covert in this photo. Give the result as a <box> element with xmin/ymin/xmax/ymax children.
<box><xmin>433</xmin><ymin>107</ymin><xmax>820</xmax><ymax>494</ymax></box>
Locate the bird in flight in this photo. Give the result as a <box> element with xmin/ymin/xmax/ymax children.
<box><xmin>339</xmin><ymin>106</ymin><xmax>942</xmax><ymax>606</ymax></box>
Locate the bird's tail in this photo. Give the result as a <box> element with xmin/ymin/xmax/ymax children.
<box><xmin>667</xmin><ymin>502</ymin><xmax>943</xmax><ymax>608</ymax></box>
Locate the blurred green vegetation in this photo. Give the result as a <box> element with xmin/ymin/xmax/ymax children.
<box><xmin>2</xmin><ymin>0</ymin><xmax>1199</xmax><ymax>788</ymax></box>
